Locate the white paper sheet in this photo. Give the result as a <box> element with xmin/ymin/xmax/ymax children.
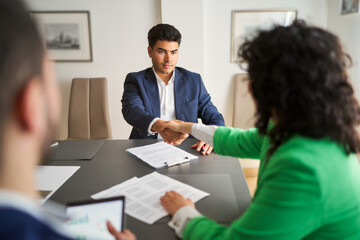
<box><xmin>36</xmin><ymin>166</ymin><xmax>80</xmax><ymax>204</ymax></box>
<box><xmin>126</xmin><ymin>142</ymin><xmax>198</xmax><ymax>169</ymax></box>
<box><xmin>92</xmin><ymin>172</ymin><xmax>209</xmax><ymax>224</ymax></box>
<box><xmin>91</xmin><ymin>177</ymin><xmax>139</xmax><ymax>200</ymax></box>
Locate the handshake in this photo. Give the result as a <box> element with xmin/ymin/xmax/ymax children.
<box><xmin>151</xmin><ymin>119</ymin><xmax>213</xmax><ymax>155</ymax></box>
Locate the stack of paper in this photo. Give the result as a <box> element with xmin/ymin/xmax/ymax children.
<box><xmin>36</xmin><ymin>166</ymin><xmax>80</xmax><ymax>204</ymax></box>
<box><xmin>91</xmin><ymin>172</ymin><xmax>209</xmax><ymax>224</ymax></box>
<box><xmin>126</xmin><ymin>142</ymin><xmax>198</xmax><ymax>169</ymax></box>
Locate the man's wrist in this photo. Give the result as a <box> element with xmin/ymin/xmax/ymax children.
<box><xmin>151</xmin><ymin>119</ymin><xmax>164</xmax><ymax>132</ymax></box>
<box><xmin>148</xmin><ymin>118</ymin><xmax>160</xmax><ymax>135</ymax></box>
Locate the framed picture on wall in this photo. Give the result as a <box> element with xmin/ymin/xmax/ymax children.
<box><xmin>31</xmin><ymin>11</ymin><xmax>93</xmax><ymax>62</ymax></box>
<box><xmin>231</xmin><ymin>9</ymin><xmax>297</xmax><ymax>63</ymax></box>
<box><xmin>341</xmin><ymin>0</ymin><xmax>359</xmax><ymax>14</ymax></box>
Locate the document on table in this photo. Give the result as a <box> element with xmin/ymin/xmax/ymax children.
<box><xmin>126</xmin><ymin>142</ymin><xmax>198</xmax><ymax>169</ymax></box>
<box><xmin>92</xmin><ymin>172</ymin><xmax>210</xmax><ymax>224</ymax></box>
<box><xmin>48</xmin><ymin>140</ymin><xmax>105</xmax><ymax>160</ymax></box>
<box><xmin>36</xmin><ymin>166</ymin><xmax>80</xmax><ymax>204</ymax></box>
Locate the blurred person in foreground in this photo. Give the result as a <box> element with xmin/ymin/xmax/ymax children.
<box><xmin>0</xmin><ymin>0</ymin><xmax>134</xmax><ymax>239</ymax></box>
<box><xmin>159</xmin><ymin>20</ymin><xmax>360</xmax><ymax>239</ymax></box>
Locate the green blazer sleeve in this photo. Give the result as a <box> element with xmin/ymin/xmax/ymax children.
<box><xmin>183</xmin><ymin>153</ymin><xmax>323</xmax><ymax>240</ymax></box>
<box><xmin>213</xmin><ymin>127</ymin><xmax>264</xmax><ymax>159</ymax></box>
<box><xmin>183</xmin><ymin>131</ymin><xmax>360</xmax><ymax>239</ymax></box>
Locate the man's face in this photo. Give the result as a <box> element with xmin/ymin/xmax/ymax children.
<box><xmin>148</xmin><ymin>40</ymin><xmax>179</xmax><ymax>76</ymax></box>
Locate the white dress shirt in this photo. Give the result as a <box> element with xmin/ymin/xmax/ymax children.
<box><xmin>148</xmin><ymin>67</ymin><xmax>176</xmax><ymax>138</ymax></box>
<box><xmin>167</xmin><ymin>123</ymin><xmax>219</xmax><ymax>238</ymax></box>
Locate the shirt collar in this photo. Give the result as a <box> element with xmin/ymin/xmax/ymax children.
<box><xmin>152</xmin><ymin>67</ymin><xmax>175</xmax><ymax>84</ymax></box>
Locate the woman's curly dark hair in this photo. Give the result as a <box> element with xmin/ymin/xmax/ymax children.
<box><xmin>239</xmin><ymin>20</ymin><xmax>360</xmax><ymax>156</ymax></box>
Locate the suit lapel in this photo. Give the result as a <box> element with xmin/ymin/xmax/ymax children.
<box><xmin>144</xmin><ymin>69</ymin><xmax>161</xmax><ymax>117</ymax></box>
<box><xmin>174</xmin><ymin>68</ymin><xmax>184</xmax><ymax>119</ymax></box>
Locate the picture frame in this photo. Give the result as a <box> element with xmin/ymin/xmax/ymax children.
<box><xmin>231</xmin><ymin>9</ymin><xmax>297</xmax><ymax>63</ymax></box>
<box><xmin>341</xmin><ymin>0</ymin><xmax>359</xmax><ymax>14</ymax></box>
<box><xmin>31</xmin><ymin>11</ymin><xmax>93</xmax><ymax>62</ymax></box>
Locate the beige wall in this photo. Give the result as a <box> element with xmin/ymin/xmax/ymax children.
<box><xmin>26</xmin><ymin>0</ymin><xmax>162</xmax><ymax>139</ymax></box>
<box><xmin>161</xmin><ymin>0</ymin><xmax>204</xmax><ymax>76</ymax></box>
<box><xmin>203</xmin><ymin>0</ymin><xmax>328</xmax><ymax>127</ymax></box>
<box><xmin>26</xmin><ymin>0</ymin><xmax>342</xmax><ymax>139</ymax></box>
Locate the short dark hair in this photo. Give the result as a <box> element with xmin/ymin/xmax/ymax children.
<box><xmin>147</xmin><ymin>23</ymin><xmax>181</xmax><ymax>48</ymax></box>
<box><xmin>239</xmin><ymin>20</ymin><xmax>360</xmax><ymax>156</ymax></box>
<box><xmin>0</xmin><ymin>0</ymin><xmax>44</xmax><ymax>149</ymax></box>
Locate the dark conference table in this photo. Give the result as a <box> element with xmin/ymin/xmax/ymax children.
<box><xmin>46</xmin><ymin>139</ymin><xmax>252</xmax><ymax>239</ymax></box>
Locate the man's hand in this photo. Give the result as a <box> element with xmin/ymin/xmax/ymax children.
<box><xmin>192</xmin><ymin>140</ymin><xmax>213</xmax><ymax>155</ymax></box>
<box><xmin>151</xmin><ymin>119</ymin><xmax>166</xmax><ymax>132</ymax></box>
<box><xmin>159</xmin><ymin>128</ymin><xmax>188</xmax><ymax>145</ymax></box>
<box><xmin>107</xmin><ymin>221</ymin><xmax>136</xmax><ymax>240</ymax></box>
<box><xmin>151</xmin><ymin>119</ymin><xmax>188</xmax><ymax>145</ymax></box>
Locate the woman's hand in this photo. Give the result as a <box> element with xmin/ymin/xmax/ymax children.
<box><xmin>163</xmin><ymin>121</ymin><xmax>194</xmax><ymax>135</ymax></box>
<box><xmin>192</xmin><ymin>140</ymin><xmax>213</xmax><ymax>155</ymax></box>
<box><xmin>160</xmin><ymin>191</ymin><xmax>195</xmax><ymax>216</ymax></box>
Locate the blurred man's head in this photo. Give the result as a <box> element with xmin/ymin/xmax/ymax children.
<box><xmin>0</xmin><ymin>0</ymin><xmax>60</xmax><ymax>167</ymax></box>
<box><xmin>147</xmin><ymin>24</ymin><xmax>181</xmax><ymax>77</ymax></box>
<box><xmin>239</xmin><ymin>20</ymin><xmax>360</xmax><ymax>155</ymax></box>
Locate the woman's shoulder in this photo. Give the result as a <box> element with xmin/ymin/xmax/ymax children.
<box><xmin>271</xmin><ymin>135</ymin><xmax>350</xmax><ymax>170</ymax></box>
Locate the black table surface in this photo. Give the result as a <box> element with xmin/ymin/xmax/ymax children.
<box><xmin>45</xmin><ymin>139</ymin><xmax>252</xmax><ymax>239</ymax></box>
<box><xmin>49</xmin><ymin>139</ymin><xmax>105</xmax><ymax>160</ymax></box>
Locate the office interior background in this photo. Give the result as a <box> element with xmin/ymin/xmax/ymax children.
<box><xmin>25</xmin><ymin>0</ymin><xmax>360</xmax><ymax>140</ymax></box>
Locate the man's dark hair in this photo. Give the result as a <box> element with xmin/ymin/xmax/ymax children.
<box><xmin>0</xmin><ymin>0</ymin><xmax>44</xmax><ymax>151</ymax></box>
<box><xmin>147</xmin><ymin>23</ymin><xmax>181</xmax><ymax>48</ymax></box>
<box><xmin>239</xmin><ymin>20</ymin><xmax>360</xmax><ymax>156</ymax></box>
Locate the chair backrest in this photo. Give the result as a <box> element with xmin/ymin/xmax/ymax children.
<box><xmin>233</xmin><ymin>73</ymin><xmax>256</xmax><ymax>129</ymax></box>
<box><xmin>68</xmin><ymin>78</ymin><xmax>112</xmax><ymax>139</ymax></box>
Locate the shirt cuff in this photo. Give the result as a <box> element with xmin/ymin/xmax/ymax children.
<box><xmin>168</xmin><ymin>206</ymin><xmax>202</xmax><ymax>238</ymax></box>
<box><xmin>191</xmin><ymin>124</ymin><xmax>218</xmax><ymax>146</ymax></box>
<box><xmin>148</xmin><ymin>117</ymin><xmax>160</xmax><ymax>135</ymax></box>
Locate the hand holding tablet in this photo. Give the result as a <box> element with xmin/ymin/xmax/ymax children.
<box><xmin>66</xmin><ymin>196</ymin><xmax>126</xmax><ymax>240</ymax></box>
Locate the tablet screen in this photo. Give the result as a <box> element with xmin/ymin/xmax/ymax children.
<box><xmin>66</xmin><ymin>196</ymin><xmax>125</xmax><ymax>240</ymax></box>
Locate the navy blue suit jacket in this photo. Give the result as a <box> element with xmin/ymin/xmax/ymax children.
<box><xmin>121</xmin><ymin>67</ymin><xmax>225</xmax><ymax>139</ymax></box>
<box><xmin>0</xmin><ymin>208</ymin><xmax>73</xmax><ymax>240</ymax></box>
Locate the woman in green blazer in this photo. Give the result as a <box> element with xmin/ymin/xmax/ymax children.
<box><xmin>159</xmin><ymin>20</ymin><xmax>360</xmax><ymax>240</ymax></box>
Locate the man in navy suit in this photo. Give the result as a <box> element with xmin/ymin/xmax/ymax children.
<box><xmin>0</xmin><ymin>1</ymin><xmax>134</xmax><ymax>239</ymax></box>
<box><xmin>122</xmin><ymin>24</ymin><xmax>225</xmax><ymax>155</ymax></box>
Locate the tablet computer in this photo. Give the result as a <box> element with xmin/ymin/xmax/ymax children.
<box><xmin>65</xmin><ymin>196</ymin><xmax>125</xmax><ymax>239</ymax></box>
